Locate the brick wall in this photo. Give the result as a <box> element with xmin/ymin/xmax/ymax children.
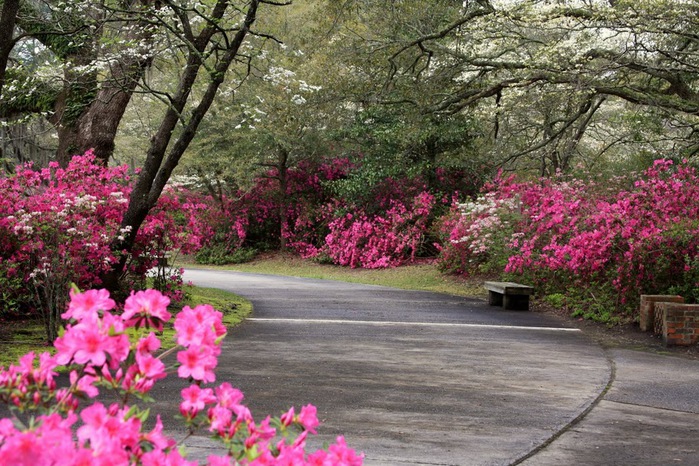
<box><xmin>655</xmin><ymin>302</ymin><xmax>699</xmax><ymax>347</ymax></box>
<box><xmin>639</xmin><ymin>295</ymin><xmax>684</xmax><ymax>332</ymax></box>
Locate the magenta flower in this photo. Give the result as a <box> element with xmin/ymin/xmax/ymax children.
<box><xmin>141</xmin><ymin>449</ymin><xmax>198</xmax><ymax>466</ymax></box>
<box><xmin>177</xmin><ymin>345</ymin><xmax>217</xmax><ymax>382</ymax></box>
<box><xmin>136</xmin><ymin>332</ymin><xmax>162</xmax><ymax>354</ymax></box>
<box><xmin>1</xmin><ymin>285</ymin><xmax>364</xmax><ymax>464</ymax></box>
<box><xmin>122</xmin><ymin>289</ymin><xmax>171</xmax><ymax>331</ymax></box>
<box><xmin>62</xmin><ymin>288</ymin><xmax>116</xmax><ymax>321</ymax></box>
<box><xmin>298</xmin><ymin>404</ymin><xmax>320</xmax><ymax>434</ymax></box>
<box><xmin>207</xmin><ymin>405</ymin><xmax>233</xmax><ymax>433</ymax></box>
<box><xmin>214</xmin><ymin>382</ymin><xmax>244</xmax><ymax>408</ymax></box>
<box><xmin>136</xmin><ymin>352</ymin><xmax>167</xmax><ymax>381</ymax></box>
<box><xmin>174</xmin><ymin>304</ymin><xmax>225</xmax><ymax>348</ymax></box>
<box><xmin>180</xmin><ymin>384</ymin><xmax>215</xmax><ymax>417</ymax></box>
<box><xmin>206</xmin><ymin>455</ymin><xmax>232</xmax><ymax>466</ymax></box>
<box><xmin>55</xmin><ymin>322</ymin><xmax>109</xmax><ymax>367</ymax></box>
<box><xmin>280</xmin><ymin>406</ymin><xmax>295</xmax><ymax>427</ymax></box>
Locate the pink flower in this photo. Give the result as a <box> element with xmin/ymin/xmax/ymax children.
<box><xmin>177</xmin><ymin>345</ymin><xmax>217</xmax><ymax>382</ymax></box>
<box><xmin>142</xmin><ymin>415</ymin><xmax>176</xmax><ymax>451</ymax></box>
<box><xmin>307</xmin><ymin>436</ymin><xmax>364</xmax><ymax>465</ymax></box>
<box><xmin>215</xmin><ymin>382</ymin><xmax>244</xmax><ymax>408</ymax></box>
<box><xmin>77</xmin><ymin>403</ymin><xmax>140</xmax><ymax>459</ymax></box>
<box><xmin>298</xmin><ymin>404</ymin><xmax>320</xmax><ymax>434</ymax></box>
<box><xmin>141</xmin><ymin>449</ymin><xmax>198</xmax><ymax>466</ymax></box>
<box><xmin>174</xmin><ymin>304</ymin><xmax>225</xmax><ymax>348</ymax></box>
<box><xmin>206</xmin><ymin>456</ymin><xmax>232</xmax><ymax>466</ymax></box>
<box><xmin>208</xmin><ymin>405</ymin><xmax>233</xmax><ymax>433</ymax></box>
<box><xmin>70</xmin><ymin>370</ymin><xmax>99</xmax><ymax>398</ymax></box>
<box><xmin>136</xmin><ymin>332</ymin><xmax>162</xmax><ymax>354</ymax></box>
<box><xmin>55</xmin><ymin>323</ymin><xmax>109</xmax><ymax>367</ymax></box>
<box><xmin>280</xmin><ymin>407</ymin><xmax>295</xmax><ymax>427</ymax></box>
<box><xmin>122</xmin><ymin>289</ymin><xmax>171</xmax><ymax>331</ymax></box>
<box><xmin>136</xmin><ymin>352</ymin><xmax>167</xmax><ymax>381</ymax></box>
<box><xmin>62</xmin><ymin>288</ymin><xmax>116</xmax><ymax>321</ymax></box>
<box><xmin>180</xmin><ymin>384</ymin><xmax>216</xmax><ymax>417</ymax></box>
<box><xmin>55</xmin><ymin>311</ymin><xmax>129</xmax><ymax>369</ymax></box>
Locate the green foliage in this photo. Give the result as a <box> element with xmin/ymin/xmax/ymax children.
<box><xmin>327</xmin><ymin>155</ymin><xmax>423</xmax><ymax>211</ymax></box>
<box><xmin>667</xmin><ymin>256</ymin><xmax>699</xmax><ymax>304</ymax></box>
<box><xmin>543</xmin><ymin>293</ymin><xmax>566</xmax><ymax>308</ymax></box>
<box><xmin>0</xmin><ymin>272</ymin><xmax>24</xmax><ymax>318</ymax></box>
<box><xmin>309</xmin><ymin>252</ymin><xmax>335</xmax><ymax>265</ymax></box>
<box><xmin>195</xmin><ymin>245</ymin><xmax>258</xmax><ymax>266</ymax></box>
<box><xmin>1</xmin><ymin>67</ymin><xmax>60</xmax><ymax>115</ymax></box>
<box><xmin>568</xmin><ymin>284</ymin><xmax>622</xmax><ymax>326</ymax></box>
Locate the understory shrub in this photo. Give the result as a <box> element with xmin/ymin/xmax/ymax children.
<box><xmin>183</xmin><ymin>157</ymin><xmax>480</xmax><ymax>269</ymax></box>
<box><xmin>0</xmin><ymin>151</ymin><xmax>198</xmax><ymax>341</ymax></box>
<box><xmin>437</xmin><ymin>159</ymin><xmax>699</xmax><ymax>321</ymax></box>
<box><xmin>322</xmin><ymin>191</ymin><xmax>436</xmax><ymax>268</ymax></box>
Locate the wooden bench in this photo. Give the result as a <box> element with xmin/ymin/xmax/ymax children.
<box><xmin>484</xmin><ymin>281</ymin><xmax>534</xmax><ymax>311</ymax></box>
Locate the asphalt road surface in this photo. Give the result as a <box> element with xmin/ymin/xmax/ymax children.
<box><xmin>169</xmin><ymin>269</ymin><xmax>611</xmax><ymax>465</ymax></box>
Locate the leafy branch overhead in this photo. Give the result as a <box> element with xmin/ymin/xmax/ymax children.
<box><xmin>385</xmin><ymin>0</ymin><xmax>699</xmax><ymax>116</ymax></box>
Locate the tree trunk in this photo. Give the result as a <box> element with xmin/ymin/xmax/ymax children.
<box><xmin>102</xmin><ymin>0</ymin><xmax>263</xmax><ymax>292</ymax></box>
<box><xmin>277</xmin><ymin>147</ymin><xmax>290</xmax><ymax>250</ymax></box>
<box><xmin>55</xmin><ymin>18</ymin><xmax>152</xmax><ymax>167</ymax></box>
<box><xmin>66</xmin><ymin>65</ymin><xmax>146</xmax><ymax>166</ymax></box>
<box><xmin>0</xmin><ymin>0</ymin><xmax>19</xmax><ymax>97</ymax></box>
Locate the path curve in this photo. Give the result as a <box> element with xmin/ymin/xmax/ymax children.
<box><xmin>165</xmin><ymin>269</ymin><xmax>611</xmax><ymax>465</ymax></box>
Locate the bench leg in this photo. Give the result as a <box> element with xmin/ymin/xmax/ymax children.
<box><xmin>488</xmin><ymin>291</ymin><xmax>503</xmax><ymax>307</ymax></box>
<box><xmin>503</xmin><ymin>294</ymin><xmax>530</xmax><ymax>311</ymax></box>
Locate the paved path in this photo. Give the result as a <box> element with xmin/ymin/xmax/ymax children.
<box><xmin>169</xmin><ymin>269</ymin><xmax>699</xmax><ymax>465</ymax></box>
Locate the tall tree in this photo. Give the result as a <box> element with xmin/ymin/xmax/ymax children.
<box><xmin>105</xmin><ymin>0</ymin><xmax>291</xmax><ymax>289</ymax></box>
<box><xmin>172</xmin><ymin>1</ymin><xmax>340</xmax><ymax>248</ymax></box>
<box><xmin>321</xmin><ymin>0</ymin><xmax>699</xmax><ymax>174</ymax></box>
<box><xmin>389</xmin><ymin>0</ymin><xmax>699</xmax><ymax>165</ymax></box>
<box><xmin>1</xmin><ymin>0</ymin><xmax>290</xmax><ymax>289</ymax></box>
<box><xmin>0</xmin><ymin>0</ymin><xmax>20</xmax><ymax>97</ymax></box>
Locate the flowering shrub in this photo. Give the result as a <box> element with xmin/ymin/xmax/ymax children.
<box><xmin>437</xmin><ymin>159</ymin><xmax>699</xmax><ymax>320</ymax></box>
<box><xmin>321</xmin><ymin>192</ymin><xmax>436</xmax><ymax>269</ymax></box>
<box><xmin>435</xmin><ymin>193</ymin><xmax>519</xmax><ymax>275</ymax></box>
<box><xmin>0</xmin><ymin>151</ymin><xmax>199</xmax><ymax>341</ymax></box>
<box><xmin>182</xmin><ymin>158</ymin><xmax>473</xmax><ymax>269</ymax></box>
<box><xmin>183</xmin><ymin>158</ymin><xmax>354</xmax><ymax>265</ymax></box>
<box><xmin>0</xmin><ymin>288</ymin><xmax>363</xmax><ymax>465</ymax></box>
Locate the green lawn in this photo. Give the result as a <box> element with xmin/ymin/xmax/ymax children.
<box><xmin>180</xmin><ymin>252</ymin><xmax>487</xmax><ymax>298</ymax></box>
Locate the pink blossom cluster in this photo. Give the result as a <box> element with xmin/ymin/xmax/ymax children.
<box><xmin>0</xmin><ymin>151</ymin><xmax>199</xmax><ymax>318</ymax></box>
<box><xmin>438</xmin><ymin>159</ymin><xmax>699</xmax><ymax>312</ymax></box>
<box><xmin>179</xmin><ymin>158</ymin><xmax>355</xmax><ymax>262</ymax></box>
<box><xmin>180</xmin><ymin>157</ymin><xmax>477</xmax><ymax>269</ymax></box>
<box><xmin>322</xmin><ymin>192</ymin><xmax>436</xmax><ymax>269</ymax></box>
<box><xmin>0</xmin><ymin>288</ymin><xmax>363</xmax><ymax>465</ymax></box>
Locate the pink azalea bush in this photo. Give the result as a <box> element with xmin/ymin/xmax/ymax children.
<box><xmin>320</xmin><ymin>192</ymin><xmax>436</xmax><ymax>268</ymax></box>
<box><xmin>183</xmin><ymin>158</ymin><xmax>354</xmax><ymax>265</ymax></box>
<box><xmin>0</xmin><ymin>151</ymin><xmax>198</xmax><ymax>340</ymax></box>
<box><xmin>437</xmin><ymin>159</ymin><xmax>699</xmax><ymax>320</ymax></box>
<box><xmin>183</xmin><ymin>158</ymin><xmax>474</xmax><ymax>269</ymax></box>
<box><xmin>0</xmin><ymin>288</ymin><xmax>364</xmax><ymax>465</ymax></box>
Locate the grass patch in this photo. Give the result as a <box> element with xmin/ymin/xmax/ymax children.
<box><xmin>0</xmin><ymin>320</ymin><xmax>51</xmax><ymax>368</ymax></box>
<box><xmin>0</xmin><ymin>285</ymin><xmax>252</xmax><ymax>368</ymax></box>
<box><xmin>179</xmin><ymin>252</ymin><xmax>486</xmax><ymax>298</ymax></box>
